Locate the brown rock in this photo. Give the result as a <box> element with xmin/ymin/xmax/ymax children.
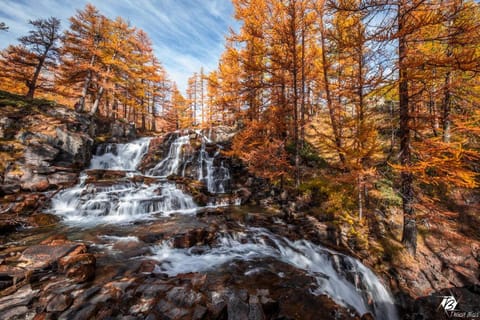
<box><xmin>19</xmin><ymin>243</ymin><xmax>83</xmax><ymax>269</ymax></box>
<box><xmin>33</xmin><ymin>313</ymin><xmax>47</xmax><ymax>320</ymax></box>
<box><xmin>0</xmin><ymin>265</ymin><xmax>27</xmax><ymax>291</ymax></box>
<box><xmin>59</xmin><ymin>253</ymin><xmax>96</xmax><ymax>283</ymax></box>
<box><xmin>138</xmin><ymin>260</ymin><xmax>157</xmax><ymax>273</ymax></box>
<box><xmin>46</xmin><ymin>293</ymin><xmax>73</xmax><ymax>312</ymax></box>
<box><xmin>193</xmin><ymin>305</ymin><xmax>207</xmax><ymax>320</ymax></box>
<box><xmin>29</xmin><ymin>213</ymin><xmax>60</xmax><ymax>227</ymax></box>
<box><xmin>40</xmin><ymin>234</ymin><xmax>68</xmax><ymax>245</ymax></box>
<box><xmin>167</xmin><ymin>286</ymin><xmax>203</xmax><ymax>308</ymax></box>
<box><xmin>47</xmin><ymin>172</ymin><xmax>78</xmax><ymax>187</ymax></box>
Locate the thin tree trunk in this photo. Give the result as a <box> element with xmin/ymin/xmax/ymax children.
<box><xmin>358</xmin><ymin>174</ymin><xmax>363</xmax><ymax>220</ymax></box>
<box><xmin>26</xmin><ymin>52</ymin><xmax>47</xmax><ymax>99</ymax></box>
<box><xmin>89</xmin><ymin>86</ymin><xmax>104</xmax><ymax>116</ymax></box>
<box><xmin>398</xmin><ymin>0</ymin><xmax>416</xmax><ymax>255</ymax></box>
<box><xmin>300</xmin><ymin>22</ymin><xmax>306</xmax><ymax>143</ymax></box>
<box><xmin>429</xmin><ymin>91</ymin><xmax>438</xmax><ymax>137</ymax></box>
<box><xmin>291</xmin><ymin>2</ymin><xmax>300</xmax><ymax>187</ymax></box>
<box><xmin>318</xmin><ymin>6</ymin><xmax>345</xmax><ymax>166</ymax></box>
<box><xmin>77</xmin><ymin>55</ymin><xmax>96</xmax><ymax>112</ymax></box>
<box><xmin>442</xmin><ymin>71</ymin><xmax>451</xmax><ymax>143</ymax></box>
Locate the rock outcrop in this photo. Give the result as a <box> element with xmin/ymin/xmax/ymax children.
<box><xmin>0</xmin><ymin>91</ymin><xmax>139</xmax><ymax>232</ymax></box>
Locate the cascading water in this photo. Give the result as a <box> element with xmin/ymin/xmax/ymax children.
<box><xmin>197</xmin><ymin>141</ymin><xmax>230</xmax><ymax>194</ymax></box>
<box><xmin>47</xmin><ymin>132</ymin><xmax>398</xmax><ymax>319</ymax></box>
<box><xmin>150</xmin><ymin>227</ymin><xmax>398</xmax><ymax>320</ymax></box>
<box><xmin>89</xmin><ymin>137</ymin><xmax>151</xmax><ymax>171</ymax></box>
<box><xmin>51</xmin><ymin>137</ymin><xmax>197</xmax><ymax>225</ymax></box>
<box><xmin>148</xmin><ymin>135</ymin><xmax>190</xmax><ymax>176</ymax></box>
<box><xmin>148</xmin><ymin>132</ymin><xmax>231</xmax><ymax>194</ymax></box>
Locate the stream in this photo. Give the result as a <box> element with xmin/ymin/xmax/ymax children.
<box><xmin>1</xmin><ymin>133</ymin><xmax>398</xmax><ymax>320</ymax></box>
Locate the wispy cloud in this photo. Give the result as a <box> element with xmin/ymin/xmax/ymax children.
<box><xmin>0</xmin><ymin>0</ymin><xmax>238</xmax><ymax>92</ymax></box>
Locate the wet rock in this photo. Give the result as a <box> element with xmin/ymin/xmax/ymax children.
<box><xmin>0</xmin><ymin>305</ymin><xmax>29</xmax><ymax>319</ymax></box>
<box><xmin>0</xmin><ymin>285</ymin><xmax>38</xmax><ymax>313</ymax></box>
<box><xmin>208</xmin><ymin>291</ymin><xmax>228</xmax><ymax>319</ymax></box>
<box><xmin>59</xmin><ymin>253</ymin><xmax>96</xmax><ymax>283</ymax></box>
<box><xmin>167</xmin><ymin>286</ymin><xmax>203</xmax><ymax>308</ymax></box>
<box><xmin>33</xmin><ymin>313</ymin><xmax>47</xmax><ymax>320</ymax></box>
<box><xmin>60</xmin><ymin>303</ymin><xmax>97</xmax><ymax>320</ymax></box>
<box><xmin>137</xmin><ymin>260</ymin><xmax>158</xmax><ymax>274</ymax></box>
<box><xmin>137</xmin><ymin>282</ymin><xmax>172</xmax><ymax>298</ymax></box>
<box><xmin>193</xmin><ymin>305</ymin><xmax>208</xmax><ymax>320</ymax></box>
<box><xmin>46</xmin><ymin>293</ymin><xmax>73</xmax><ymax>312</ymax></box>
<box><xmin>248</xmin><ymin>295</ymin><xmax>266</xmax><ymax>320</ymax></box>
<box><xmin>94</xmin><ymin>306</ymin><xmax>114</xmax><ymax>319</ymax></box>
<box><xmin>28</xmin><ymin>213</ymin><xmax>60</xmax><ymax>227</ymax></box>
<box><xmin>72</xmin><ymin>286</ymin><xmax>101</xmax><ymax>305</ymax></box>
<box><xmin>47</xmin><ymin>172</ymin><xmax>78</xmax><ymax>187</ymax></box>
<box><xmin>0</xmin><ymin>265</ymin><xmax>27</xmax><ymax>291</ymax></box>
<box><xmin>19</xmin><ymin>243</ymin><xmax>84</xmax><ymax>269</ymax></box>
<box><xmin>130</xmin><ymin>296</ymin><xmax>156</xmax><ymax>314</ymax></box>
<box><xmin>85</xmin><ymin>169</ymin><xmax>127</xmax><ymax>185</ymax></box>
<box><xmin>0</xmin><ymin>218</ymin><xmax>21</xmax><ymax>234</ymax></box>
<box><xmin>156</xmin><ymin>300</ymin><xmax>189</xmax><ymax>319</ymax></box>
<box><xmin>172</xmin><ymin>228</ymin><xmax>215</xmax><ymax>249</ymax></box>
<box><xmin>257</xmin><ymin>292</ymin><xmax>277</xmax><ymax>316</ymax></box>
<box><xmin>228</xmin><ymin>295</ymin><xmax>249</xmax><ymax>320</ymax></box>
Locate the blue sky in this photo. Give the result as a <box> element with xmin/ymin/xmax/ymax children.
<box><xmin>0</xmin><ymin>0</ymin><xmax>237</xmax><ymax>92</ymax></box>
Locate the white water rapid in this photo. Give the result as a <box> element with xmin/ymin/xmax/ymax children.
<box><xmin>148</xmin><ymin>133</ymin><xmax>231</xmax><ymax>193</ymax></box>
<box><xmin>89</xmin><ymin>137</ymin><xmax>151</xmax><ymax>171</ymax></box>
<box><xmin>51</xmin><ymin>137</ymin><xmax>197</xmax><ymax>226</ymax></box>
<box><xmin>151</xmin><ymin>227</ymin><xmax>398</xmax><ymax>320</ymax></box>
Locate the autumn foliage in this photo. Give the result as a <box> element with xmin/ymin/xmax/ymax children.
<box><xmin>0</xmin><ymin>1</ymin><xmax>479</xmax><ymax>255</ymax></box>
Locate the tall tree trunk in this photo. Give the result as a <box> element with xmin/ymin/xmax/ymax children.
<box><xmin>398</xmin><ymin>0</ymin><xmax>416</xmax><ymax>255</ymax></box>
<box><xmin>318</xmin><ymin>5</ymin><xmax>345</xmax><ymax>166</ymax></box>
<box><xmin>291</xmin><ymin>2</ymin><xmax>300</xmax><ymax>187</ymax></box>
<box><xmin>300</xmin><ymin>22</ymin><xmax>306</xmax><ymax>143</ymax></box>
<box><xmin>89</xmin><ymin>86</ymin><xmax>104</xmax><ymax>116</ymax></box>
<box><xmin>77</xmin><ymin>55</ymin><xmax>96</xmax><ymax>112</ymax></box>
<box><xmin>442</xmin><ymin>71</ymin><xmax>452</xmax><ymax>143</ymax></box>
<box><xmin>358</xmin><ymin>174</ymin><xmax>363</xmax><ymax>220</ymax></box>
<box><xmin>151</xmin><ymin>95</ymin><xmax>157</xmax><ymax>132</ymax></box>
<box><xmin>429</xmin><ymin>91</ymin><xmax>438</xmax><ymax>137</ymax></box>
<box><xmin>26</xmin><ymin>52</ymin><xmax>47</xmax><ymax>99</ymax></box>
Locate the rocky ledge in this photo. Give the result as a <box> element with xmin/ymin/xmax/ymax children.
<box><xmin>0</xmin><ymin>91</ymin><xmax>137</xmax><ymax>233</ymax></box>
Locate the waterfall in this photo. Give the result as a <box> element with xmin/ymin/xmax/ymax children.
<box><xmin>45</xmin><ymin>133</ymin><xmax>399</xmax><ymax>319</ymax></box>
<box><xmin>197</xmin><ymin>140</ymin><xmax>230</xmax><ymax>193</ymax></box>
<box><xmin>148</xmin><ymin>132</ymin><xmax>231</xmax><ymax>194</ymax></box>
<box><xmin>151</xmin><ymin>227</ymin><xmax>398</xmax><ymax>320</ymax></box>
<box><xmin>90</xmin><ymin>137</ymin><xmax>151</xmax><ymax>171</ymax></box>
<box><xmin>148</xmin><ymin>135</ymin><xmax>190</xmax><ymax>176</ymax></box>
<box><xmin>51</xmin><ymin>137</ymin><xmax>197</xmax><ymax>226</ymax></box>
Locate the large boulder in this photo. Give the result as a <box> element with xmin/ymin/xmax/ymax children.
<box><xmin>55</xmin><ymin>126</ymin><xmax>93</xmax><ymax>166</ymax></box>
